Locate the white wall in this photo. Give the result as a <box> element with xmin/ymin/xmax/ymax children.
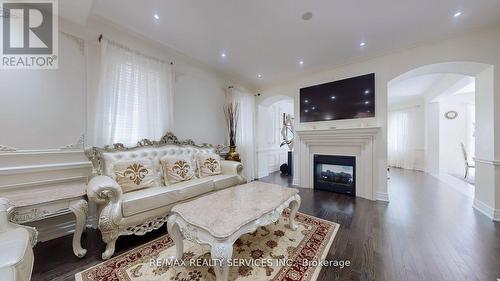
<box><xmin>0</xmin><ymin>16</ymin><xmax>252</xmax><ymax>241</ymax></box>
<box><xmin>439</xmin><ymin>101</ymin><xmax>469</xmax><ymax>176</ymax></box>
<box><xmin>426</xmin><ymin>102</ymin><xmax>440</xmax><ymax>176</ymax></box>
<box><xmin>258</xmin><ymin>24</ymin><xmax>500</xmax><ymax>215</ymax></box>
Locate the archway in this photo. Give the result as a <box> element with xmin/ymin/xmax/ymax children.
<box><xmin>256</xmin><ymin>95</ymin><xmax>294</xmax><ymax>179</ymax></box>
<box><xmin>387</xmin><ymin>62</ymin><xmax>495</xmax><ymax>219</ymax></box>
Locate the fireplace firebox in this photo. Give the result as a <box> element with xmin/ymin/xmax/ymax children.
<box><xmin>313</xmin><ymin>154</ymin><xmax>356</xmax><ymax>196</ymax></box>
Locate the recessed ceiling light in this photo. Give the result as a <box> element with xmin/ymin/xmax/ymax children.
<box><xmin>364</xmin><ymin>90</ymin><xmax>370</xmax><ymax>94</ymax></box>
<box><xmin>304</xmin><ymin>109</ymin><xmax>309</xmax><ymax>113</ymax></box>
<box><xmin>221</xmin><ymin>52</ymin><xmax>226</xmax><ymax>58</ymax></box>
<box><xmin>330</xmin><ymin>96</ymin><xmax>336</xmax><ymax>100</ymax></box>
<box><xmin>359</xmin><ymin>42</ymin><xmax>366</xmax><ymax>47</ymax></box>
<box><xmin>365</xmin><ymin>101</ymin><xmax>370</xmax><ymax>104</ymax></box>
<box><xmin>302</xmin><ymin>12</ymin><xmax>313</xmax><ymax>21</ymax></box>
<box><xmin>153</xmin><ymin>13</ymin><xmax>160</xmax><ymax>20</ymax></box>
<box><xmin>311</xmin><ymin>106</ymin><xmax>316</xmax><ymax>110</ymax></box>
<box><xmin>454</xmin><ymin>11</ymin><xmax>462</xmax><ymax>18</ymax></box>
<box><xmin>257</xmin><ymin>74</ymin><xmax>262</xmax><ymax>78</ymax></box>
<box><xmin>304</xmin><ymin>99</ymin><xmax>309</xmax><ymax>103</ymax></box>
<box><xmin>299</xmin><ymin>60</ymin><xmax>304</xmax><ymax>65</ymax></box>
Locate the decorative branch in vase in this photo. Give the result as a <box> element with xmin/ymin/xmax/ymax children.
<box><xmin>223</xmin><ymin>101</ymin><xmax>241</xmax><ymax>162</ymax></box>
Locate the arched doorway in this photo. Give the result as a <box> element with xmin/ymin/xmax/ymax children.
<box><xmin>256</xmin><ymin>95</ymin><xmax>294</xmax><ymax>179</ymax></box>
<box><xmin>387</xmin><ymin>62</ymin><xmax>495</xmax><ymax>218</ymax></box>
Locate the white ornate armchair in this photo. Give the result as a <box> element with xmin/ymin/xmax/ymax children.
<box><xmin>85</xmin><ymin>133</ymin><xmax>246</xmax><ymax>259</ymax></box>
<box><xmin>0</xmin><ymin>198</ymin><xmax>37</xmax><ymax>281</ymax></box>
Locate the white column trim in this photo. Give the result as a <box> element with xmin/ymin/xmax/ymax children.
<box><xmin>473</xmin><ymin>198</ymin><xmax>500</xmax><ymax>221</ymax></box>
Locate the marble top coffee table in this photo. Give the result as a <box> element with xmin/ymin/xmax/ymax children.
<box><xmin>167</xmin><ymin>181</ymin><xmax>301</xmax><ymax>281</ymax></box>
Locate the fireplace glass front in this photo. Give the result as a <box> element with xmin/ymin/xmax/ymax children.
<box><xmin>313</xmin><ymin>154</ymin><xmax>356</xmax><ymax>196</ymax></box>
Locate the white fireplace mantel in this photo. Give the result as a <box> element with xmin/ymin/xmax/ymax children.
<box><xmin>294</xmin><ymin>126</ymin><xmax>383</xmax><ymax>201</ymax></box>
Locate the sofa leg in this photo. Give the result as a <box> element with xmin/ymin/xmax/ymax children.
<box><xmin>102</xmin><ymin>238</ymin><xmax>117</xmax><ymax>260</ymax></box>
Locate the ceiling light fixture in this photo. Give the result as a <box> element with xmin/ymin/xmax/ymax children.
<box><xmin>221</xmin><ymin>52</ymin><xmax>226</xmax><ymax>58</ymax></box>
<box><xmin>364</xmin><ymin>90</ymin><xmax>370</xmax><ymax>94</ymax></box>
<box><xmin>304</xmin><ymin>99</ymin><xmax>309</xmax><ymax>103</ymax></box>
<box><xmin>365</xmin><ymin>101</ymin><xmax>370</xmax><ymax>105</ymax></box>
<box><xmin>454</xmin><ymin>11</ymin><xmax>462</xmax><ymax>18</ymax></box>
<box><xmin>330</xmin><ymin>96</ymin><xmax>336</xmax><ymax>100</ymax></box>
<box><xmin>153</xmin><ymin>13</ymin><xmax>160</xmax><ymax>20</ymax></box>
<box><xmin>257</xmin><ymin>74</ymin><xmax>262</xmax><ymax>79</ymax></box>
<box><xmin>299</xmin><ymin>60</ymin><xmax>304</xmax><ymax>65</ymax></box>
<box><xmin>359</xmin><ymin>42</ymin><xmax>366</xmax><ymax>47</ymax></box>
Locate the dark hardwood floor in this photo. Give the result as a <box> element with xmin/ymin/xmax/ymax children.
<box><xmin>32</xmin><ymin>168</ymin><xmax>500</xmax><ymax>281</ymax></box>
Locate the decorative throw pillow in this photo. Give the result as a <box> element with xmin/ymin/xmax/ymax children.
<box><xmin>113</xmin><ymin>159</ymin><xmax>157</xmax><ymax>193</ymax></box>
<box><xmin>161</xmin><ymin>156</ymin><xmax>196</xmax><ymax>185</ymax></box>
<box><xmin>196</xmin><ymin>153</ymin><xmax>222</xmax><ymax>178</ymax></box>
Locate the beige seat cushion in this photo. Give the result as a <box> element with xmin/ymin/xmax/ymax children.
<box><xmin>113</xmin><ymin>159</ymin><xmax>157</xmax><ymax>193</ymax></box>
<box><xmin>209</xmin><ymin>174</ymin><xmax>241</xmax><ymax>190</ymax></box>
<box><xmin>196</xmin><ymin>154</ymin><xmax>222</xmax><ymax>178</ymax></box>
<box><xmin>121</xmin><ymin>178</ymin><xmax>214</xmax><ymax>217</ymax></box>
<box><xmin>161</xmin><ymin>156</ymin><xmax>196</xmax><ymax>185</ymax></box>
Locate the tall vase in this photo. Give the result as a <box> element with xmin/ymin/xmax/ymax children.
<box><xmin>225</xmin><ymin>145</ymin><xmax>241</xmax><ymax>162</ymax></box>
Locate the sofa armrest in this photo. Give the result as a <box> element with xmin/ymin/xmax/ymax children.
<box><xmin>87</xmin><ymin>176</ymin><xmax>123</xmax><ymax>204</ymax></box>
<box><xmin>221</xmin><ymin>160</ymin><xmax>247</xmax><ymax>183</ymax></box>
<box><xmin>87</xmin><ymin>177</ymin><xmax>123</xmax><ymax>240</ymax></box>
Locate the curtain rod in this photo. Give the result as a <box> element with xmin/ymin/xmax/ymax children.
<box><xmin>98</xmin><ymin>33</ymin><xmax>173</xmax><ymax>65</ymax></box>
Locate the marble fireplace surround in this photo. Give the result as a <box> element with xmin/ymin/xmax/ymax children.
<box><xmin>295</xmin><ymin>127</ymin><xmax>381</xmax><ymax>201</ymax></box>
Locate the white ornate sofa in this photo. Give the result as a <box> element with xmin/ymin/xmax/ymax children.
<box><xmin>0</xmin><ymin>198</ymin><xmax>37</xmax><ymax>281</ymax></box>
<box><xmin>85</xmin><ymin>133</ymin><xmax>246</xmax><ymax>259</ymax></box>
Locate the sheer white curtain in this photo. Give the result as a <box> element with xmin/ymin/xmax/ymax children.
<box><xmin>388</xmin><ymin>107</ymin><xmax>418</xmax><ymax>169</ymax></box>
<box><xmin>231</xmin><ymin>88</ymin><xmax>256</xmax><ymax>181</ymax></box>
<box><xmin>94</xmin><ymin>39</ymin><xmax>173</xmax><ymax>146</ymax></box>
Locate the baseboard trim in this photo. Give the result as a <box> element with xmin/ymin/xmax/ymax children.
<box><xmin>375</xmin><ymin>192</ymin><xmax>389</xmax><ymax>202</ymax></box>
<box><xmin>473</xmin><ymin>198</ymin><xmax>500</xmax><ymax>221</ymax></box>
<box><xmin>257</xmin><ymin>170</ymin><xmax>269</xmax><ymax>179</ymax></box>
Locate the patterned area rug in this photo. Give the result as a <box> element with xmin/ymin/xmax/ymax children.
<box><xmin>76</xmin><ymin>211</ymin><xmax>339</xmax><ymax>281</ymax></box>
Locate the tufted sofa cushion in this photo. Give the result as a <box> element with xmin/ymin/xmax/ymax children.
<box><xmin>102</xmin><ymin>145</ymin><xmax>215</xmax><ymax>180</ymax></box>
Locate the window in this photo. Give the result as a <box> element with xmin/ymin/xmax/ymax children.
<box><xmin>94</xmin><ymin>39</ymin><xmax>173</xmax><ymax>146</ymax></box>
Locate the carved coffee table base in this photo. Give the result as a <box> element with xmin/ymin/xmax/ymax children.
<box><xmin>167</xmin><ymin>194</ymin><xmax>301</xmax><ymax>281</ymax></box>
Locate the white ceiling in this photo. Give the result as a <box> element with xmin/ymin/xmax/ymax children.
<box><xmin>59</xmin><ymin>0</ymin><xmax>94</xmax><ymax>25</ymax></box>
<box><xmin>389</xmin><ymin>74</ymin><xmax>475</xmax><ymax>105</ymax></box>
<box><xmin>90</xmin><ymin>0</ymin><xmax>500</xmax><ymax>87</ymax></box>
<box><xmin>390</xmin><ymin>74</ymin><xmax>444</xmax><ymax>97</ymax></box>
<box><xmin>389</xmin><ymin>74</ymin><xmax>446</xmax><ymax>104</ymax></box>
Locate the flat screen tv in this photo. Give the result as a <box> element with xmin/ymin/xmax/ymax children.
<box><xmin>300</xmin><ymin>73</ymin><xmax>375</xmax><ymax>122</ymax></box>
